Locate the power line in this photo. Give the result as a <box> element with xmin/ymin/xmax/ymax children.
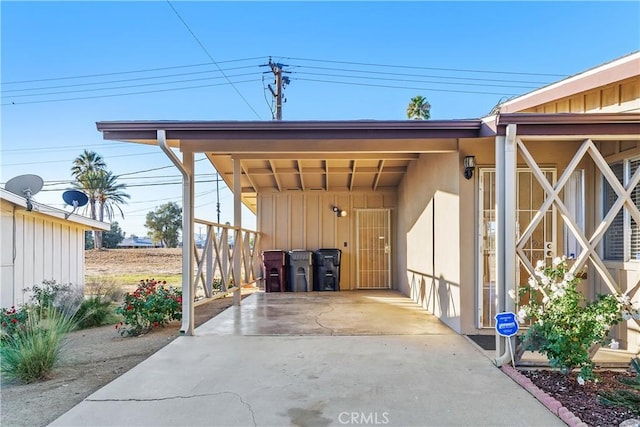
<box><xmin>2</xmin><ymin>57</ymin><xmax>264</xmax><ymax>85</ymax></box>
<box><xmin>1</xmin><ymin>71</ymin><xmax>260</xmax><ymax>99</ymax></box>
<box><xmin>2</xmin><ymin>64</ymin><xmax>259</xmax><ymax>94</ymax></box>
<box><xmin>294</xmin><ymin>78</ymin><xmax>520</xmax><ymax>97</ymax></box>
<box><xmin>1</xmin><ymin>78</ymin><xmax>260</xmax><ymax>106</ymax></box>
<box><xmin>166</xmin><ymin>0</ymin><xmax>262</xmax><ymax>119</ymax></box>
<box><xmin>292</xmin><ymin>71</ymin><xmax>538</xmax><ymax>90</ymax></box>
<box><xmin>294</xmin><ymin>64</ymin><xmax>553</xmax><ymax>85</ymax></box>
<box><xmin>281</xmin><ymin>56</ymin><xmax>568</xmax><ymax>78</ymax></box>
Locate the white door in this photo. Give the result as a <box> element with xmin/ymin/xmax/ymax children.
<box><xmin>357</xmin><ymin>209</ymin><xmax>391</xmax><ymax>289</ymax></box>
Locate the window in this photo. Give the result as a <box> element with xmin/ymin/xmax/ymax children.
<box><xmin>603</xmin><ymin>158</ymin><xmax>640</xmax><ymax>261</ymax></box>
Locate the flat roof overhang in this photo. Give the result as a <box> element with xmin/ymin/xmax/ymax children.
<box><xmin>97</xmin><ymin>114</ymin><xmax>640</xmax><ymax>213</ymax></box>
<box><xmin>96</xmin><ymin>120</ymin><xmax>487</xmax><ymax>213</ymax></box>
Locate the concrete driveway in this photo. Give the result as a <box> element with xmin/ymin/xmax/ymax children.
<box><xmin>51</xmin><ymin>291</ymin><xmax>563</xmax><ymax>427</ymax></box>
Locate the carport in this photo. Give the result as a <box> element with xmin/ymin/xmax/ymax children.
<box><xmin>96</xmin><ymin>119</ymin><xmax>486</xmax><ymax>336</ymax></box>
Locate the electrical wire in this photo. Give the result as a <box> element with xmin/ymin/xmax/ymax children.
<box><xmin>166</xmin><ymin>0</ymin><xmax>262</xmax><ymax>119</ymax></box>
<box><xmin>1</xmin><ymin>71</ymin><xmax>261</xmax><ymax>99</ymax></box>
<box><xmin>2</xmin><ymin>57</ymin><xmax>264</xmax><ymax>85</ymax></box>
<box><xmin>2</xmin><ymin>64</ymin><xmax>259</xmax><ymax>94</ymax></box>
<box><xmin>294</xmin><ymin>77</ymin><xmax>520</xmax><ymax>96</ymax></box>
<box><xmin>292</xmin><ymin>71</ymin><xmax>538</xmax><ymax>90</ymax></box>
<box><xmin>1</xmin><ymin>78</ymin><xmax>261</xmax><ymax>106</ymax></box>
<box><xmin>280</xmin><ymin>56</ymin><xmax>568</xmax><ymax>77</ymax></box>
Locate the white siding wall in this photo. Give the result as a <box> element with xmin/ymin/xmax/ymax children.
<box><xmin>0</xmin><ymin>200</ymin><xmax>87</xmax><ymax>308</ymax></box>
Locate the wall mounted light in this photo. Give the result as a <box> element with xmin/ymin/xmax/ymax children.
<box><xmin>463</xmin><ymin>155</ymin><xmax>476</xmax><ymax>180</ymax></box>
<box><xmin>332</xmin><ymin>206</ymin><xmax>347</xmax><ymax>217</ymax></box>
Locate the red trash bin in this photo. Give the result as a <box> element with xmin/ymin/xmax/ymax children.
<box><xmin>262</xmin><ymin>250</ymin><xmax>286</xmax><ymax>292</ymax></box>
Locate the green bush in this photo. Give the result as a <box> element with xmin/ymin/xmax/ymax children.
<box><xmin>25</xmin><ymin>279</ymin><xmax>83</xmax><ymax>317</ymax></box>
<box><xmin>516</xmin><ymin>257</ymin><xmax>635</xmax><ymax>380</ymax></box>
<box><xmin>115</xmin><ymin>279</ymin><xmax>182</xmax><ymax>337</ymax></box>
<box><xmin>0</xmin><ymin>305</ymin><xmax>76</xmax><ymax>383</ymax></box>
<box><xmin>74</xmin><ymin>296</ymin><xmax>119</xmax><ymax>329</ymax></box>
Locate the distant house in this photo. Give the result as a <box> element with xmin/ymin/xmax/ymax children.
<box><xmin>0</xmin><ymin>188</ymin><xmax>109</xmax><ymax>307</ymax></box>
<box><xmin>117</xmin><ymin>236</ymin><xmax>163</xmax><ymax>248</ymax></box>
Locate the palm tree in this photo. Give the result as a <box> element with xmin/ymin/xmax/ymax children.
<box><xmin>406</xmin><ymin>95</ymin><xmax>431</xmax><ymax>120</ymax></box>
<box><xmin>71</xmin><ymin>150</ymin><xmax>107</xmax><ymax>223</ymax></box>
<box><xmin>74</xmin><ymin>170</ymin><xmax>130</xmax><ymax>249</ymax></box>
<box><xmin>71</xmin><ymin>150</ymin><xmax>106</xmax><ymax>179</ymax></box>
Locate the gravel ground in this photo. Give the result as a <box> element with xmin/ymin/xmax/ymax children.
<box><xmin>0</xmin><ymin>296</ymin><xmax>240</xmax><ymax>427</ymax></box>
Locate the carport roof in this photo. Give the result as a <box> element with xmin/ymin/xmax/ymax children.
<box><xmin>96</xmin><ymin>114</ymin><xmax>640</xmax><ymax>213</ymax></box>
<box><xmin>97</xmin><ymin>119</ymin><xmax>488</xmax><ymax>213</ymax></box>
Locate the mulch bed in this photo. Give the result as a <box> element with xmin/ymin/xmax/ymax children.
<box><xmin>521</xmin><ymin>369</ymin><xmax>638</xmax><ymax>426</ymax></box>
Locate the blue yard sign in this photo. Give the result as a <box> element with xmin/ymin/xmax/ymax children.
<box><xmin>494</xmin><ymin>312</ymin><xmax>519</xmax><ymax>337</ymax></box>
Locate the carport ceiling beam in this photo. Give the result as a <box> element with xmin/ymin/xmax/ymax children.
<box><xmin>296</xmin><ymin>160</ymin><xmax>306</xmax><ymax>191</ymax></box>
<box><xmin>240</xmin><ymin>162</ymin><xmax>258</xmax><ymax>193</ymax></box>
<box><xmin>324</xmin><ymin>160</ymin><xmax>329</xmax><ymax>191</ymax></box>
<box><xmin>268</xmin><ymin>160</ymin><xmax>282</xmax><ymax>192</ymax></box>
<box><xmin>372</xmin><ymin>160</ymin><xmax>385</xmax><ymax>191</ymax></box>
<box><xmin>349</xmin><ymin>160</ymin><xmax>356</xmax><ymax>192</ymax></box>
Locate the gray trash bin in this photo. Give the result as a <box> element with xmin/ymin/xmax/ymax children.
<box><xmin>287</xmin><ymin>250</ymin><xmax>313</xmax><ymax>292</ymax></box>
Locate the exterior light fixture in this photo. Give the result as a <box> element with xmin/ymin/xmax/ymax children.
<box><xmin>332</xmin><ymin>206</ymin><xmax>347</xmax><ymax>217</ymax></box>
<box><xmin>463</xmin><ymin>155</ymin><xmax>476</xmax><ymax>180</ymax></box>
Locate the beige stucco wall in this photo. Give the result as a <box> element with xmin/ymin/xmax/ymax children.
<box><xmin>1</xmin><ymin>199</ymin><xmax>87</xmax><ymax>308</ymax></box>
<box><xmin>396</xmin><ymin>151</ymin><xmax>463</xmax><ymax>332</ymax></box>
<box><xmin>257</xmin><ymin>191</ymin><xmax>397</xmax><ymax>290</ymax></box>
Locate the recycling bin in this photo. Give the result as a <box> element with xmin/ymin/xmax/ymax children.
<box><xmin>313</xmin><ymin>248</ymin><xmax>341</xmax><ymax>291</ymax></box>
<box><xmin>287</xmin><ymin>250</ymin><xmax>313</xmax><ymax>292</ymax></box>
<box><xmin>262</xmin><ymin>250</ymin><xmax>286</xmax><ymax>292</ymax></box>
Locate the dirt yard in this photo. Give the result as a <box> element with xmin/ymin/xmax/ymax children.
<box><xmin>1</xmin><ymin>249</ymin><xmax>248</xmax><ymax>427</ymax></box>
<box><xmin>85</xmin><ymin>247</ymin><xmax>183</xmax><ymax>276</ymax></box>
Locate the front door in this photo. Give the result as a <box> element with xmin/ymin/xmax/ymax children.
<box><xmin>356</xmin><ymin>209</ymin><xmax>391</xmax><ymax>289</ymax></box>
<box><xmin>478</xmin><ymin>168</ymin><xmax>556</xmax><ymax>327</ymax></box>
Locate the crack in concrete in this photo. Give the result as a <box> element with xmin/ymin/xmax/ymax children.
<box><xmin>314</xmin><ymin>304</ymin><xmax>335</xmax><ymax>335</ymax></box>
<box><xmin>87</xmin><ymin>391</ymin><xmax>257</xmax><ymax>426</ymax></box>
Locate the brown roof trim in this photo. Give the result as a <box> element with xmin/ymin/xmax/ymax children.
<box><xmin>496</xmin><ymin>113</ymin><xmax>640</xmax><ymax>136</ymax></box>
<box><xmin>97</xmin><ymin>120</ymin><xmax>484</xmax><ymax>141</ymax></box>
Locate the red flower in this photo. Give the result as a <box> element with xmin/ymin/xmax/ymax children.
<box><xmin>11</xmin><ymin>318</ymin><xmax>18</xmax><ymax>324</ymax></box>
<box><xmin>2</xmin><ymin>322</ymin><xmax>6</xmax><ymax>327</ymax></box>
<box><xmin>153</xmin><ymin>322</ymin><xmax>159</xmax><ymax>327</ymax></box>
<box><xmin>126</xmin><ymin>305</ymin><xmax>132</xmax><ymax>311</ymax></box>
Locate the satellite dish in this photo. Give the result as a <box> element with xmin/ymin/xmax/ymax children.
<box><xmin>5</xmin><ymin>174</ymin><xmax>43</xmax><ymax>212</ymax></box>
<box><xmin>62</xmin><ymin>189</ymin><xmax>89</xmax><ymax>219</ymax></box>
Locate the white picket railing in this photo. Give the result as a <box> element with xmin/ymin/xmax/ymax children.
<box><xmin>192</xmin><ymin>219</ymin><xmax>261</xmax><ymax>300</ymax></box>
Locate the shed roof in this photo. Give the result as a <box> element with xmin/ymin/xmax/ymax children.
<box><xmin>0</xmin><ymin>189</ymin><xmax>110</xmax><ymax>230</ymax></box>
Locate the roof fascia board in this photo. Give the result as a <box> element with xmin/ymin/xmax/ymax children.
<box><xmin>0</xmin><ymin>189</ymin><xmax>110</xmax><ymax>230</ymax></box>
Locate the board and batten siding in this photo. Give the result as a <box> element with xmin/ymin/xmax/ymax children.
<box><xmin>522</xmin><ymin>76</ymin><xmax>640</xmax><ymax>114</ymax></box>
<box><xmin>257</xmin><ymin>191</ymin><xmax>397</xmax><ymax>290</ymax></box>
<box><xmin>1</xmin><ymin>199</ymin><xmax>87</xmax><ymax>307</ymax></box>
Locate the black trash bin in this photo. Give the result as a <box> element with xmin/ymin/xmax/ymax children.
<box><xmin>262</xmin><ymin>250</ymin><xmax>285</xmax><ymax>292</ymax></box>
<box><xmin>287</xmin><ymin>250</ymin><xmax>313</xmax><ymax>292</ymax></box>
<box><xmin>313</xmin><ymin>248</ymin><xmax>341</xmax><ymax>291</ymax></box>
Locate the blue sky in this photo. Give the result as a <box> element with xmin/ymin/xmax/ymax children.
<box><xmin>1</xmin><ymin>1</ymin><xmax>639</xmax><ymax>238</ymax></box>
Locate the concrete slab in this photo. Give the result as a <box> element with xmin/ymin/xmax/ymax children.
<box><xmin>51</xmin><ymin>291</ymin><xmax>564</xmax><ymax>427</ymax></box>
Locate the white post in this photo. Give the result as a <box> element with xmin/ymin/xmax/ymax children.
<box><xmin>495</xmin><ymin>124</ymin><xmax>517</xmax><ymax>365</ymax></box>
<box><xmin>233</xmin><ymin>157</ymin><xmax>242</xmax><ymax>306</ymax></box>
<box><xmin>157</xmin><ymin>130</ymin><xmax>194</xmax><ymax>336</ymax></box>
<box><xmin>181</xmin><ymin>150</ymin><xmax>195</xmax><ymax>334</ymax></box>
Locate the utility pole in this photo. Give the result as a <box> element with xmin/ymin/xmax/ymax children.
<box><xmin>261</xmin><ymin>57</ymin><xmax>290</xmax><ymax>120</ymax></box>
